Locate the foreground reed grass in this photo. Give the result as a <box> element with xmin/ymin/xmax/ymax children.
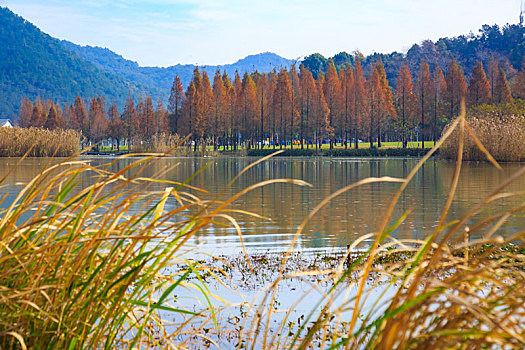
<box><xmin>0</xmin><ymin>127</ymin><xmax>81</xmax><ymax>157</ymax></box>
<box><xmin>0</xmin><ymin>152</ymin><xmax>307</xmax><ymax>348</ymax></box>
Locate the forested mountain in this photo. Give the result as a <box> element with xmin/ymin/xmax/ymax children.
<box><xmin>0</xmin><ymin>6</ymin><xmax>159</xmax><ymax>118</ymax></box>
<box><xmin>302</xmin><ymin>23</ymin><xmax>524</xmax><ymax>86</ymax></box>
<box><xmin>60</xmin><ymin>41</ymin><xmax>294</xmax><ymax>91</ymax></box>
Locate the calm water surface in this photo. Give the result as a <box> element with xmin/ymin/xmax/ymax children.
<box><xmin>1</xmin><ymin>156</ymin><xmax>524</xmax><ymax>254</ymax></box>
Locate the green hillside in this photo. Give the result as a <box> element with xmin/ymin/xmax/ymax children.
<box><xmin>0</xmin><ymin>6</ymin><xmax>160</xmax><ymax>119</ymax></box>
<box><xmin>302</xmin><ymin>24</ymin><xmax>525</xmax><ymax>84</ymax></box>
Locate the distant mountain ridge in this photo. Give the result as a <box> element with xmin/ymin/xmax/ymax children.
<box><xmin>60</xmin><ymin>41</ymin><xmax>295</xmax><ymax>90</ymax></box>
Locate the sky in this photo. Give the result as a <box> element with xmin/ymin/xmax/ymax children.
<box><xmin>1</xmin><ymin>0</ymin><xmax>522</xmax><ymax>67</ymax></box>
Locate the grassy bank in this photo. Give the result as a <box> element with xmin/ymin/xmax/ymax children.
<box><xmin>0</xmin><ymin>127</ymin><xmax>81</xmax><ymax>157</ymax></box>
<box><xmin>1</xmin><ymin>103</ymin><xmax>525</xmax><ymax>348</ymax></box>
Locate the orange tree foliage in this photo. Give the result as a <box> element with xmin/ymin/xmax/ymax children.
<box><xmin>493</xmin><ymin>68</ymin><xmax>513</xmax><ymax>104</ymax></box>
<box><xmin>416</xmin><ymin>60</ymin><xmax>433</xmax><ymax>147</ymax></box>
<box><xmin>394</xmin><ymin>64</ymin><xmax>417</xmax><ymax>148</ymax></box>
<box><xmin>17</xmin><ymin>53</ymin><xmax>525</xmax><ymax>151</ymax></box>
<box><xmin>468</xmin><ymin>60</ymin><xmax>491</xmax><ymax>107</ymax></box>
<box><xmin>445</xmin><ymin>59</ymin><xmax>467</xmax><ymax>120</ymax></box>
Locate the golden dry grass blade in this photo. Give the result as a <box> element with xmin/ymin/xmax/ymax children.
<box><xmin>464</xmin><ymin>121</ymin><xmax>502</xmax><ymax>170</ymax></box>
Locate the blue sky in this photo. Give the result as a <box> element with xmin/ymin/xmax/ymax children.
<box><xmin>1</xmin><ymin>0</ymin><xmax>521</xmax><ymax>67</ymax></box>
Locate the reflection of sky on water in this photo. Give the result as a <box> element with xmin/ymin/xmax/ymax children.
<box><xmin>1</xmin><ymin>156</ymin><xmax>525</xmax><ymax>255</ymax></box>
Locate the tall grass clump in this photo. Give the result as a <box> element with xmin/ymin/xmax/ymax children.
<box><xmin>441</xmin><ymin>102</ymin><xmax>525</xmax><ymax>161</ymax></box>
<box><xmin>0</xmin><ymin>127</ymin><xmax>81</xmax><ymax>157</ymax></box>
<box><xmin>239</xmin><ymin>101</ymin><xmax>525</xmax><ymax>348</ymax></box>
<box><xmin>0</xmin><ymin>152</ymin><xmax>306</xmax><ymax>348</ymax></box>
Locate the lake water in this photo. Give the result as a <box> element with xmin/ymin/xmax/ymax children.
<box><xmin>1</xmin><ymin>156</ymin><xmax>524</xmax><ymax>255</ymax></box>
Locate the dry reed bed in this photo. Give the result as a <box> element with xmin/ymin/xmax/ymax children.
<box><xmin>441</xmin><ymin>103</ymin><xmax>525</xmax><ymax>162</ymax></box>
<box><xmin>0</xmin><ymin>127</ymin><xmax>81</xmax><ymax>157</ymax></box>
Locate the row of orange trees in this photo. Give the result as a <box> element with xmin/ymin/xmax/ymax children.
<box><xmin>18</xmin><ymin>55</ymin><xmax>525</xmax><ymax>151</ymax></box>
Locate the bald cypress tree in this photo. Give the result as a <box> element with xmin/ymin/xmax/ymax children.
<box><xmin>30</xmin><ymin>103</ymin><xmax>42</xmax><ymax>128</ymax></box>
<box><xmin>341</xmin><ymin>64</ymin><xmax>354</xmax><ymax>148</ymax></box>
<box><xmin>395</xmin><ymin>64</ymin><xmax>416</xmax><ymax>148</ymax></box>
<box><xmin>324</xmin><ymin>61</ymin><xmax>341</xmax><ymax>149</ymax></box>
<box><xmin>468</xmin><ymin>61</ymin><xmax>491</xmax><ymax>107</ymax></box>
<box><xmin>300</xmin><ymin>65</ymin><xmax>316</xmax><ymax>149</ymax></box>
<box><xmin>18</xmin><ymin>97</ymin><xmax>33</xmax><ymax>128</ymax></box>
<box><xmin>432</xmin><ymin>67</ymin><xmax>447</xmax><ymax>143</ymax></box>
<box><xmin>445</xmin><ymin>59</ymin><xmax>467</xmax><ymax>119</ymax></box>
<box><xmin>212</xmin><ymin>70</ymin><xmax>226</xmax><ymax>150</ymax></box>
<box><xmin>417</xmin><ymin>60</ymin><xmax>433</xmax><ymax>148</ymax></box>
<box><xmin>44</xmin><ymin>104</ymin><xmax>58</xmax><ymax>130</ymax></box>
<box><xmin>168</xmin><ymin>75</ymin><xmax>184</xmax><ymax>135</ymax></box>
<box><xmin>493</xmin><ymin>68</ymin><xmax>512</xmax><ymax>104</ymax></box>
<box><xmin>352</xmin><ymin>58</ymin><xmax>366</xmax><ymax>149</ymax></box>
<box><xmin>512</xmin><ymin>68</ymin><xmax>525</xmax><ymax>100</ymax></box>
